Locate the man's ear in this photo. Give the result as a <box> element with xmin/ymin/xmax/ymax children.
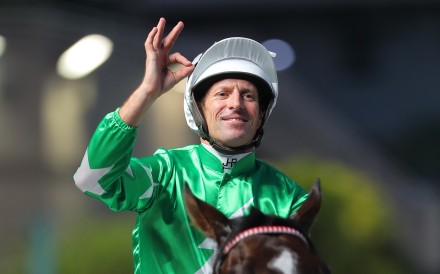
<box><xmin>258</xmin><ymin>111</ymin><xmax>265</xmax><ymax>127</ymax></box>
<box><xmin>184</xmin><ymin>185</ymin><xmax>231</xmax><ymax>245</ymax></box>
<box><xmin>196</xmin><ymin>101</ymin><xmax>205</xmax><ymax>118</ymax></box>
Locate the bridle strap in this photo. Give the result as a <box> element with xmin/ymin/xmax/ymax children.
<box><xmin>214</xmin><ymin>225</ymin><xmax>309</xmax><ymax>273</ymax></box>
<box><xmin>223</xmin><ymin>225</ymin><xmax>309</xmax><ymax>254</ymax></box>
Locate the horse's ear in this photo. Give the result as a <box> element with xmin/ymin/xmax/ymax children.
<box><xmin>291</xmin><ymin>178</ymin><xmax>322</xmax><ymax>233</ymax></box>
<box><xmin>184</xmin><ymin>184</ymin><xmax>231</xmax><ymax>244</ymax></box>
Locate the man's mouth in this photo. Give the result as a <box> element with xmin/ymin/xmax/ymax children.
<box><xmin>222</xmin><ymin>116</ymin><xmax>249</xmax><ymax>123</ymax></box>
<box><xmin>224</xmin><ymin>117</ymin><xmax>246</xmax><ymax>121</ymax></box>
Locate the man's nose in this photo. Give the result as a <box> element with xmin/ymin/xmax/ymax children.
<box><xmin>228</xmin><ymin>89</ymin><xmax>243</xmax><ymax>109</ymax></box>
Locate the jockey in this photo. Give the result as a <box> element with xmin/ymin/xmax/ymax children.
<box><xmin>74</xmin><ymin>17</ymin><xmax>307</xmax><ymax>274</ymax></box>
<box><xmin>184</xmin><ymin>36</ymin><xmax>278</xmax><ymax>154</ymax></box>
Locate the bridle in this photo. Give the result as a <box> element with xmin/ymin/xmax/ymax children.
<box><xmin>214</xmin><ymin>225</ymin><xmax>310</xmax><ymax>273</ymax></box>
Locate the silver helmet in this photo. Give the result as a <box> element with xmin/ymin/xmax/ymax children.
<box><xmin>184</xmin><ymin>37</ymin><xmax>279</xmax><ymax>152</ymax></box>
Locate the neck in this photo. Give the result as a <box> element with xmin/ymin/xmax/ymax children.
<box><xmin>200</xmin><ymin>138</ymin><xmax>255</xmax><ymax>154</ymax></box>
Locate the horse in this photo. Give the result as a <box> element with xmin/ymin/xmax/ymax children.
<box><xmin>184</xmin><ymin>179</ymin><xmax>331</xmax><ymax>274</ymax></box>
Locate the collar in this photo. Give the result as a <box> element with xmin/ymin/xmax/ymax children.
<box><xmin>198</xmin><ymin>144</ymin><xmax>255</xmax><ymax>175</ymax></box>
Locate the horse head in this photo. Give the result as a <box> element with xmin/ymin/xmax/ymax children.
<box><xmin>184</xmin><ymin>179</ymin><xmax>331</xmax><ymax>274</ymax></box>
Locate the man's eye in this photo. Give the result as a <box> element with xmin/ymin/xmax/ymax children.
<box><xmin>244</xmin><ymin>93</ymin><xmax>256</xmax><ymax>100</ymax></box>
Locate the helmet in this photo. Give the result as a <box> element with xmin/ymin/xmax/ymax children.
<box><xmin>184</xmin><ymin>37</ymin><xmax>278</xmax><ymax>153</ymax></box>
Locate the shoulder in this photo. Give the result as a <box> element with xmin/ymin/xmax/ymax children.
<box><xmin>255</xmin><ymin>159</ymin><xmax>306</xmax><ymax>191</ymax></box>
<box><xmin>255</xmin><ymin>159</ymin><xmax>289</xmax><ymax>177</ymax></box>
<box><xmin>153</xmin><ymin>144</ymin><xmax>199</xmax><ymax>158</ymax></box>
<box><xmin>137</xmin><ymin>144</ymin><xmax>199</xmax><ymax>166</ymax></box>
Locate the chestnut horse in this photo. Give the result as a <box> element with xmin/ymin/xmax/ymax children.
<box><xmin>184</xmin><ymin>179</ymin><xmax>331</xmax><ymax>274</ymax></box>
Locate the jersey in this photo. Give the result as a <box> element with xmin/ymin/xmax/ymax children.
<box><xmin>73</xmin><ymin>109</ymin><xmax>308</xmax><ymax>274</ymax></box>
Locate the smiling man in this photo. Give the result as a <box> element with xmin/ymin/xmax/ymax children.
<box><xmin>74</xmin><ymin>17</ymin><xmax>308</xmax><ymax>274</ymax></box>
<box><xmin>199</xmin><ymin>78</ymin><xmax>262</xmax><ymax>148</ymax></box>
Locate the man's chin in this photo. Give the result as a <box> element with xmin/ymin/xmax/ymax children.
<box><xmin>216</xmin><ymin>137</ymin><xmax>252</xmax><ymax>149</ymax></box>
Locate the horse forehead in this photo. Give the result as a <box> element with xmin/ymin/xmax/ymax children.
<box><xmin>267</xmin><ymin>249</ymin><xmax>299</xmax><ymax>274</ymax></box>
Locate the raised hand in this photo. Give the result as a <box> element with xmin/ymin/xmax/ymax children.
<box><xmin>142</xmin><ymin>17</ymin><xmax>195</xmax><ymax>98</ymax></box>
<box><xmin>119</xmin><ymin>18</ymin><xmax>194</xmax><ymax>126</ymax></box>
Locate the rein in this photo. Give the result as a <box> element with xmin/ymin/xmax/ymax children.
<box><xmin>214</xmin><ymin>225</ymin><xmax>309</xmax><ymax>273</ymax></box>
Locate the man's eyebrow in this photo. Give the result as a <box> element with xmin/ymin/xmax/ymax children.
<box><xmin>240</xmin><ymin>87</ymin><xmax>258</xmax><ymax>93</ymax></box>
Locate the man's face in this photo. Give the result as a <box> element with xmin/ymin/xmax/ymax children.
<box><xmin>199</xmin><ymin>78</ymin><xmax>263</xmax><ymax>148</ymax></box>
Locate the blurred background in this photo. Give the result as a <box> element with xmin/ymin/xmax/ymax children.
<box><xmin>0</xmin><ymin>0</ymin><xmax>439</xmax><ymax>273</ymax></box>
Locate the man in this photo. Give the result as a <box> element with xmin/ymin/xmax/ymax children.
<box><xmin>74</xmin><ymin>17</ymin><xmax>308</xmax><ymax>273</ymax></box>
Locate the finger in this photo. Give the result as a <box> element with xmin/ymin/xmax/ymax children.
<box><xmin>172</xmin><ymin>64</ymin><xmax>195</xmax><ymax>83</ymax></box>
<box><xmin>153</xmin><ymin>17</ymin><xmax>166</xmax><ymax>49</ymax></box>
<box><xmin>162</xmin><ymin>21</ymin><xmax>184</xmax><ymax>50</ymax></box>
<box><xmin>168</xmin><ymin>53</ymin><xmax>195</xmax><ymax>81</ymax></box>
<box><xmin>145</xmin><ymin>27</ymin><xmax>158</xmax><ymax>51</ymax></box>
<box><xmin>168</xmin><ymin>52</ymin><xmax>193</xmax><ymax>67</ymax></box>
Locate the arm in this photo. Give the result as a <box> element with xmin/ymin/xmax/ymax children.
<box><xmin>119</xmin><ymin>17</ymin><xmax>195</xmax><ymax>126</ymax></box>
<box><xmin>74</xmin><ymin>18</ymin><xmax>193</xmax><ymax>211</ymax></box>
